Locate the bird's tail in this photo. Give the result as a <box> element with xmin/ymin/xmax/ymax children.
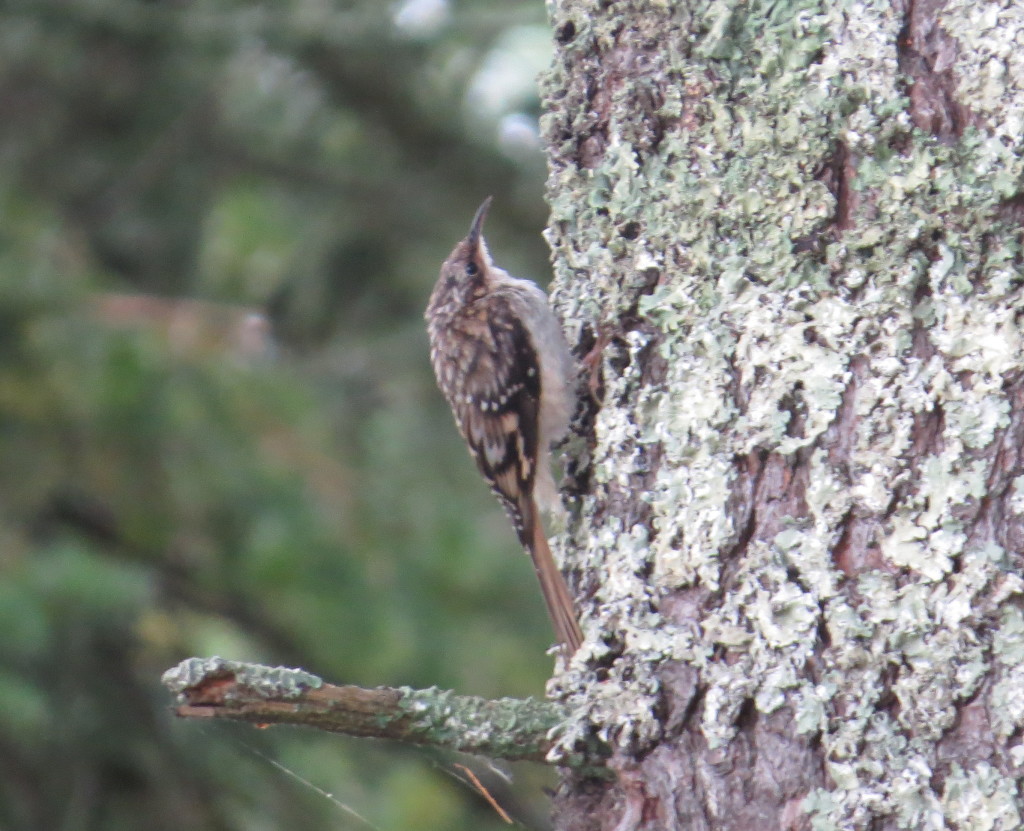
<box><xmin>525</xmin><ymin>505</ymin><xmax>583</xmax><ymax>655</ymax></box>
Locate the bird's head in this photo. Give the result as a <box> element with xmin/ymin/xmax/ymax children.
<box><xmin>429</xmin><ymin>197</ymin><xmax>496</xmax><ymax>314</ymax></box>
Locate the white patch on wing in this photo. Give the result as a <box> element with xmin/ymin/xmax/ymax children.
<box><xmin>484</xmin><ymin>435</ymin><xmax>506</xmax><ymax>466</ymax></box>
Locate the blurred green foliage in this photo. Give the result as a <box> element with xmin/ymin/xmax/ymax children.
<box><xmin>0</xmin><ymin>1</ymin><xmax>563</xmax><ymax>828</ymax></box>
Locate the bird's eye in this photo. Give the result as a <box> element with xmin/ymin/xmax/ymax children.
<box><xmin>465</xmin><ymin>261</ymin><xmax>479</xmax><ymax>276</ymax></box>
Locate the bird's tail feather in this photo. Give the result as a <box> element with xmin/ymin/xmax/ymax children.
<box><xmin>526</xmin><ymin>508</ymin><xmax>583</xmax><ymax>655</ymax></box>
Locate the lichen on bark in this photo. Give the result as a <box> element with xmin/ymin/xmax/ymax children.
<box><xmin>163</xmin><ymin>657</ymin><xmax>584</xmax><ymax>765</ymax></box>
<box><xmin>541</xmin><ymin>0</ymin><xmax>1024</xmax><ymax>827</ymax></box>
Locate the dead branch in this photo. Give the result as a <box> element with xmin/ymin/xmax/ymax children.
<box><xmin>162</xmin><ymin>657</ymin><xmax>589</xmax><ymax>766</ymax></box>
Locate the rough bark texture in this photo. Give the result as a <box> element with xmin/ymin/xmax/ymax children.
<box><xmin>540</xmin><ymin>1</ymin><xmax>1024</xmax><ymax>829</ymax></box>
<box><xmin>162</xmin><ymin>657</ymin><xmax>579</xmax><ymax>764</ymax></box>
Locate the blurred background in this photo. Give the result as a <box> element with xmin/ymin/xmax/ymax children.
<box><xmin>0</xmin><ymin>0</ymin><xmax>564</xmax><ymax>828</ymax></box>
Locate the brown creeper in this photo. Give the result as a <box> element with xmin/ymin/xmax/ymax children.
<box><xmin>425</xmin><ymin>198</ymin><xmax>583</xmax><ymax>654</ymax></box>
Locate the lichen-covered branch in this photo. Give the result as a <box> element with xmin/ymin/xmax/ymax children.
<box><xmin>162</xmin><ymin>657</ymin><xmax>585</xmax><ymax>766</ymax></box>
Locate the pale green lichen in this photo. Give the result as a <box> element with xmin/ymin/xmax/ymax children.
<box><xmin>543</xmin><ymin>0</ymin><xmax>1024</xmax><ymax>823</ymax></box>
<box><xmin>942</xmin><ymin>2</ymin><xmax>1024</xmax><ymax>145</ymax></box>
<box><xmin>1011</xmin><ymin>476</ymin><xmax>1024</xmax><ymax>514</ymax></box>
<box><xmin>161</xmin><ymin>656</ymin><xmax>322</xmax><ymax>701</ymax></box>
<box><xmin>941</xmin><ymin>763</ymin><xmax>1022</xmax><ymax>831</ymax></box>
<box><xmin>399</xmin><ymin>686</ymin><xmax>570</xmax><ymax>762</ymax></box>
<box><xmin>991</xmin><ymin>606</ymin><xmax>1024</xmax><ymax>741</ymax></box>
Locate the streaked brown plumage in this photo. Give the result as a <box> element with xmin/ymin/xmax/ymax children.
<box><xmin>425</xmin><ymin>198</ymin><xmax>583</xmax><ymax>654</ymax></box>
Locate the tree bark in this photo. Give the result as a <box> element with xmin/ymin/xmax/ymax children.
<box><xmin>541</xmin><ymin>1</ymin><xmax>1024</xmax><ymax>829</ymax></box>
<box><xmin>162</xmin><ymin>657</ymin><xmax>592</xmax><ymax>766</ymax></box>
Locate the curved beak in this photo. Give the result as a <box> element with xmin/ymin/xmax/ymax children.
<box><xmin>466</xmin><ymin>196</ymin><xmax>493</xmax><ymax>250</ymax></box>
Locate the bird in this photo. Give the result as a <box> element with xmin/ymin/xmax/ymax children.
<box><xmin>425</xmin><ymin>198</ymin><xmax>583</xmax><ymax>654</ymax></box>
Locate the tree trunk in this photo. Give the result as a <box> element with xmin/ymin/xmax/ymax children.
<box><xmin>542</xmin><ymin>1</ymin><xmax>1024</xmax><ymax>829</ymax></box>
